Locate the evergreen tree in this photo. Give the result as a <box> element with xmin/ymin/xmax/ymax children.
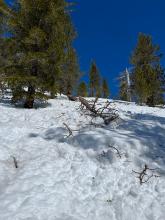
<box><xmin>89</xmin><ymin>61</ymin><xmax>101</xmax><ymax>97</ymax></box>
<box><xmin>131</xmin><ymin>33</ymin><xmax>165</xmax><ymax>106</ymax></box>
<box><xmin>0</xmin><ymin>11</ymin><xmax>8</xmax><ymax>95</ymax></box>
<box><xmin>61</xmin><ymin>48</ymin><xmax>80</xmax><ymax>96</ymax></box>
<box><xmin>0</xmin><ymin>0</ymin><xmax>79</xmax><ymax>108</ymax></box>
<box><xmin>102</xmin><ymin>79</ymin><xmax>110</xmax><ymax>98</ymax></box>
<box><xmin>77</xmin><ymin>81</ymin><xmax>87</xmax><ymax>97</ymax></box>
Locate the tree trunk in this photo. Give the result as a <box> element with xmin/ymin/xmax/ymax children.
<box><xmin>24</xmin><ymin>85</ymin><xmax>35</xmax><ymax>109</ymax></box>
<box><xmin>50</xmin><ymin>92</ymin><xmax>56</xmax><ymax>99</ymax></box>
<box><xmin>67</xmin><ymin>95</ymin><xmax>77</xmax><ymax>101</ymax></box>
<box><xmin>146</xmin><ymin>95</ymin><xmax>154</xmax><ymax>107</ymax></box>
<box><xmin>90</xmin><ymin>88</ymin><xmax>94</xmax><ymax>97</ymax></box>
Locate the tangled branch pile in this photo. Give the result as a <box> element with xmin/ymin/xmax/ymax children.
<box><xmin>79</xmin><ymin>97</ymin><xmax>119</xmax><ymax>125</ymax></box>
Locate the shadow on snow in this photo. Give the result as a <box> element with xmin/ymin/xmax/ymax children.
<box><xmin>28</xmin><ymin>111</ymin><xmax>165</xmax><ymax>169</ymax></box>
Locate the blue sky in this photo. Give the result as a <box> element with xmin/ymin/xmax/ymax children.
<box><xmin>71</xmin><ymin>0</ymin><xmax>165</xmax><ymax>97</ymax></box>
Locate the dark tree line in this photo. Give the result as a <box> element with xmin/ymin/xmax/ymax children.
<box><xmin>78</xmin><ymin>61</ymin><xmax>110</xmax><ymax>98</ymax></box>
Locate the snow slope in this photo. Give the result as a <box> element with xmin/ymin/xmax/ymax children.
<box><xmin>0</xmin><ymin>96</ymin><xmax>165</xmax><ymax>220</ymax></box>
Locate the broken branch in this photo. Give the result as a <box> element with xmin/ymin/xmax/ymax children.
<box><xmin>108</xmin><ymin>145</ymin><xmax>122</xmax><ymax>158</ymax></box>
<box><xmin>63</xmin><ymin>123</ymin><xmax>79</xmax><ymax>138</ymax></box>
<box><xmin>12</xmin><ymin>156</ymin><xmax>18</xmax><ymax>168</ymax></box>
<box><xmin>132</xmin><ymin>164</ymin><xmax>160</xmax><ymax>185</ymax></box>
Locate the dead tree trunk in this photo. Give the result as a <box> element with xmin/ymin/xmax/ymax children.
<box><xmin>79</xmin><ymin>97</ymin><xmax>119</xmax><ymax>125</ymax></box>
<box><xmin>67</xmin><ymin>95</ymin><xmax>77</xmax><ymax>101</ymax></box>
<box><xmin>79</xmin><ymin>97</ymin><xmax>97</xmax><ymax>113</ymax></box>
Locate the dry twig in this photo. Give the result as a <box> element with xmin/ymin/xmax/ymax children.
<box><xmin>132</xmin><ymin>164</ymin><xmax>160</xmax><ymax>185</ymax></box>
<box><xmin>63</xmin><ymin>123</ymin><xmax>79</xmax><ymax>138</ymax></box>
<box><xmin>108</xmin><ymin>145</ymin><xmax>122</xmax><ymax>158</ymax></box>
<box><xmin>12</xmin><ymin>156</ymin><xmax>18</xmax><ymax>168</ymax></box>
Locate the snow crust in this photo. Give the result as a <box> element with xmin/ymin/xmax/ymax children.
<box><xmin>0</xmin><ymin>96</ymin><xmax>165</xmax><ymax>220</ymax></box>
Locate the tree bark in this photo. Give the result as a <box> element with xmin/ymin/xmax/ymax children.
<box><xmin>146</xmin><ymin>95</ymin><xmax>154</xmax><ymax>107</ymax></box>
<box><xmin>24</xmin><ymin>85</ymin><xmax>35</xmax><ymax>109</ymax></box>
<box><xmin>67</xmin><ymin>95</ymin><xmax>77</xmax><ymax>101</ymax></box>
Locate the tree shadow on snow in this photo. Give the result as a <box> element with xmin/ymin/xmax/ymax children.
<box><xmin>0</xmin><ymin>97</ymin><xmax>51</xmax><ymax>109</ymax></box>
<box><xmin>117</xmin><ymin>113</ymin><xmax>165</xmax><ymax>168</ymax></box>
<box><xmin>0</xmin><ymin>97</ymin><xmax>14</xmax><ymax>108</ymax></box>
<box><xmin>29</xmin><ymin>111</ymin><xmax>165</xmax><ymax>168</ymax></box>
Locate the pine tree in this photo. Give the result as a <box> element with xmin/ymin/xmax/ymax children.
<box><xmin>0</xmin><ymin>0</ymin><xmax>79</xmax><ymax>108</ymax></box>
<box><xmin>102</xmin><ymin>79</ymin><xmax>110</xmax><ymax>98</ymax></box>
<box><xmin>61</xmin><ymin>48</ymin><xmax>80</xmax><ymax>96</ymax></box>
<box><xmin>131</xmin><ymin>33</ymin><xmax>165</xmax><ymax>106</ymax></box>
<box><xmin>77</xmin><ymin>81</ymin><xmax>88</xmax><ymax>97</ymax></box>
<box><xmin>0</xmin><ymin>11</ymin><xmax>9</xmax><ymax>95</ymax></box>
<box><xmin>89</xmin><ymin>61</ymin><xmax>101</xmax><ymax>97</ymax></box>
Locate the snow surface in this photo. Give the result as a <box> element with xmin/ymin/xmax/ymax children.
<box><xmin>0</xmin><ymin>96</ymin><xmax>165</xmax><ymax>220</ymax></box>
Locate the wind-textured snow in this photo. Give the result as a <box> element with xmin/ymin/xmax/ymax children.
<box><xmin>0</xmin><ymin>96</ymin><xmax>165</xmax><ymax>220</ymax></box>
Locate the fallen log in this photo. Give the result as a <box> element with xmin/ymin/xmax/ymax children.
<box><xmin>79</xmin><ymin>97</ymin><xmax>119</xmax><ymax>125</ymax></box>
<box><xmin>67</xmin><ymin>95</ymin><xmax>78</xmax><ymax>101</ymax></box>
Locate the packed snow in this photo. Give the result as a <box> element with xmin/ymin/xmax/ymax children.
<box><xmin>0</xmin><ymin>96</ymin><xmax>165</xmax><ymax>220</ymax></box>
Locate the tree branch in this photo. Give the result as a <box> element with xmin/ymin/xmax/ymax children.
<box><xmin>132</xmin><ymin>164</ymin><xmax>160</xmax><ymax>185</ymax></box>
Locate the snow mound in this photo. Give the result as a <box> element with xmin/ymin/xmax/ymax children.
<box><xmin>0</xmin><ymin>97</ymin><xmax>165</xmax><ymax>220</ymax></box>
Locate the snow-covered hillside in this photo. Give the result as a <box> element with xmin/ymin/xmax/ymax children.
<box><xmin>0</xmin><ymin>96</ymin><xmax>165</xmax><ymax>220</ymax></box>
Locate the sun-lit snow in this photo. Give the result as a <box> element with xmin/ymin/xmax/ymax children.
<box><xmin>0</xmin><ymin>96</ymin><xmax>165</xmax><ymax>220</ymax></box>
